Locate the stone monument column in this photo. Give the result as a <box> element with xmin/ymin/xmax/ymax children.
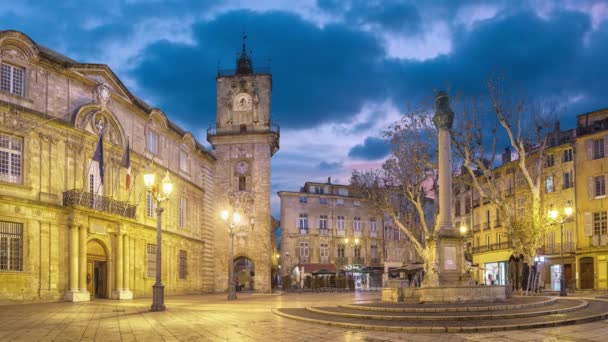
<box><xmin>429</xmin><ymin>91</ymin><xmax>466</xmax><ymax>286</ymax></box>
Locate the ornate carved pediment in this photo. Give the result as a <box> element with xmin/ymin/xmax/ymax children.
<box><xmin>74</xmin><ymin>104</ymin><xmax>125</xmax><ymax>147</ymax></box>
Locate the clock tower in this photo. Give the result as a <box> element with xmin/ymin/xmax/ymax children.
<box><xmin>208</xmin><ymin>36</ymin><xmax>279</xmax><ymax>293</ymax></box>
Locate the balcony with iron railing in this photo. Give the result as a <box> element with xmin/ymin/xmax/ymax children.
<box><xmin>207</xmin><ymin>122</ymin><xmax>280</xmax><ymax>137</ymax></box>
<box><xmin>335</xmin><ymin>256</ymin><xmax>348</xmax><ymax>265</ymax></box>
<box><xmin>319</xmin><ymin>228</ymin><xmax>329</xmax><ymax>236</ymax></box>
<box><xmin>63</xmin><ymin>189</ymin><xmax>136</xmax><ymax>219</ymax></box>
<box><xmin>299</xmin><ymin>227</ymin><xmax>309</xmax><ymax>235</ymax></box>
<box><xmin>472</xmin><ymin>241</ymin><xmax>513</xmax><ymax>254</ymax></box>
<box><xmin>352</xmin><ymin>257</ymin><xmax>365</xmax><ymax>265</ymax></box>
<box><xmin>541</xmin><ymin>242</ymin><xmax>575</xmax><ymax>255</ymax></box>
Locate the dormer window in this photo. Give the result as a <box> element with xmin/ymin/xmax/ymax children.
<box><xmin>1</xmin><ymin>63</ymin><xmax>25</xmax><ymax>97</ymax></box>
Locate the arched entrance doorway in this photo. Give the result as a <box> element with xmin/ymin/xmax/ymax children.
<box><xmin>234</xmin><ymin>256</ymin><xmax>255</xmax><ymax>291</ymax></box>
<box><xmin>580</xmin><ymin>257</ymin><xmax>594</xmax><ymax>289</ymax></box>
<box><xmin>87</xmin><ymin>240</ymin><xmax>108</xmax><ymax>299</ymax></box>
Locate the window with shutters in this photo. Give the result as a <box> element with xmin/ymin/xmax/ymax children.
<box><xmin>593</xmin><ymin>212</ymin><xmax>607</xmax><ymax>237</ymax></box>
<box><xmin>0</xmin><ymin>221</ymin><xmax>23</xmax><ymax>271</ymax></box>
<box><xmin>1</xmin><ymin>63</ymin><xmax>25</xmax><ymax>96</ymax></box>
<box><xmin>0</xmin><ymin>133</ymin><xmax>23</xmax><ymax>184</ymax></box>
<box><xmin>593</xmin><ymin>138</ymin><xmax>605</xmax><ymax>159</ymax></box>
<box><xmin>146</xmin><ymin>244</ymin><xmax>156</xmax><ymax>277</ymax></box>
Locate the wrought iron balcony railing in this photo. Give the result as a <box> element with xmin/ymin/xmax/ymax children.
<box><xmin>207</xmin><ymin>122</ymin><xmax>280</xmax><ymax>137</ymax></box>
<box><xmin>352</xmin><ymin>257</ymin><xmax>365</xmax><ymax>265</ymax></box>
<box><xmin>472</xmin><ymin>241</ymin><xmax>513</xmax><ymax>254</ymax></box>
<box><xmin>63</xmin><ymin>189</ymin><xmax>137</xmax><ymax>219</ymax></box>
<box><xmin>541</xmin><ymin>242</ymin><xmax>575</xmax><ymax>255</ymax></box>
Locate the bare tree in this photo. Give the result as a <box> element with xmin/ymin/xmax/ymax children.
<box><xmin>451</xmin><ymin>76</ymin><xmax>560</xmax><ymax>291</ymax></box>
<box><xmin>351</xmin><ymin>108</ymin><xmax>439</xmax><ymax>276</ymax></box>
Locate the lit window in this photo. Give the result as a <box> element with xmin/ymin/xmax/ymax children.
<box><xmin>179</xmin><ymin>250</ymin><xmax>187</xmax><ymax>279</ymax></box>
<box><xmin>545</xmin><ymin>175</ymin><xmax>554</xmax><ymax>193</ymax></box>
<box><xmin>1</xmin><ymin>63</ymin><xmax>25</xmax><ymax>96</ymax></box>
<box><xmin>0</xmin><ymin>133</ymin><xmax>23</xmax><ymax>184</ymax></box>
<box><xmin>337</xmin><ymin>244</ymin><xmax>345</xmax><ymax>258</ymax></box>
<box><xmin>238</xmin><ymin>176</ymin><xmax>247</xmax><ymax>191</ymax></box>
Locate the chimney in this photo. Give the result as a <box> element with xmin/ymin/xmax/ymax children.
<box><xmin>502</xmin><ymin>147</ymin><xmax>511</xmax><ymax>165</ymax></box>
<box><xmin>327</xmin><ymin>177</ymin><xmax>331</xmax><ymax>184</ymax></box>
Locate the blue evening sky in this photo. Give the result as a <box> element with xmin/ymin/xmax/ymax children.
<box><xmin>2</xmin><ymin>0</ymin><xmax>608</xmax><ymax>216</ymax></box>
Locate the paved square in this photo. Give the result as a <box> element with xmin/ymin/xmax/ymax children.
<box><xmin>0</xmin><ymin>293</ymin><xmax>607</xmax><ymax>341</ymax></box>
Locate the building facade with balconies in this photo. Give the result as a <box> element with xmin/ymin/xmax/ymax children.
<box><xmin>278</xmin><ymin>180</ymin><xmax>424</xmax><ymax>289</ymax></box>
<box><xmin>454</xmin><ymin>123</ymin><xmax>576</xmax><ymax>290</ymax></box>
<box><xmin>0</xmin><ymin>30</ymin><xmax>278</xmax><ymax>302</ymax></box>
<box><xmin>574</xmin><ymin>109</ymin><xmax>608</xmax><ymax>290</ymax></box>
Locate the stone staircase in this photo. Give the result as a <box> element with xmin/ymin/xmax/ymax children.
<box><xmin>273</xmin><ymin>296</ymin><xmax>608</xmax><ymax>333</ymax></box>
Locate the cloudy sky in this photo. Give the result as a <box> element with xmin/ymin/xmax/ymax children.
<box><xmin>3</xmin><ymin>0</ymin><xmax>607</xmax><ymax>216</ymax></box>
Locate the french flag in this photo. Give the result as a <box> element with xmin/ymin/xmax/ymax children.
<box><xmin>121</xmin><ymin>140</ymin><xmax>131</xmax><ymax>190</ymax></box>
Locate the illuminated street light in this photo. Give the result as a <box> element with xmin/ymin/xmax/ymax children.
<box><xmin>548</xmin><ymin>206</ymin><xmax>574</xmax><ymax>297</ymax></box>
<box><xmin>221</xmin><ymin>209</ymin><xmax>248</xmax><ymax>300</ymax></box>
<box><xmin>143</xmin><ymin>163</ymin><xmax>173</xmax><ymax>312</ymax></box>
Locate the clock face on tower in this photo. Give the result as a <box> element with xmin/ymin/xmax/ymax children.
<box><xmin>236</xmin><ymin>161</ymin><xmax>249</xmax><ymax>175</ymax></box>
<box><xmin>233</xmin><ymin>93</ymin><xmax>253</xmax><ymax>111</ymax></box>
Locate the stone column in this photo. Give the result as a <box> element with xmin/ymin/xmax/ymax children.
<box><xmin>65</xmin><ymin>225</ymin><xmax>87</xmax><ymax>302</ymax></box>
<box><xmin>78</xmin><ymin>226</ymin><xmax>90</xmax><ymax>297</ymax></box>
<box><xmin>111</xmin><ymin>233</ymin><xmax>132</xmax><ymax>300</ymax></box>
<box><xmin>69</xmin><ymin>226</ymin><xmax>79</xmax><ymax>291</ymax></box>
<box><xmin>438</xmin><ymin>128</ymin><xmax>454</xmax><ymax>233</ymax></box>
<box><xmin>123</xmin><ymin>234</ymin><xmax>133</xmax><ymax>298</ymax></box>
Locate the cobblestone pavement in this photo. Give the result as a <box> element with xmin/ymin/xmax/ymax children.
<box><xmin>0</xmin><ymin>292</ymin><xmax>607</xmax><ymax>342</ymax></box>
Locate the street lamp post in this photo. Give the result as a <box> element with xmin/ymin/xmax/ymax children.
<box><xmin>143</xmin><ymin>164</ymin><xmax>173</xmax><ymax>312</ymax></box>
<box><xmin>221</xmin><ymin>209</ymin><xmax>254</xmax><ymax>300</ymax></box>
<box><xmin>221</xmin><ymin>210</ymin><xmax>241</xmax><ymax>300</ymax></box>
<box><xmin>548</xmin><ymin>206</ymin><xmax>574</xmax><ymax>297</ymax></box>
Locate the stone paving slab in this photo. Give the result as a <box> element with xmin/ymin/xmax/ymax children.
<box><xmin>0</xmin><ymin>293</ymin><xmax>606</xmax><ymax>341</ymax></box>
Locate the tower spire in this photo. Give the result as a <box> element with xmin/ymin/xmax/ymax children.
<box><xmin>235</xmin><ymin>32</ymin><xmax>253</xmax><ymax>75</ymax></box>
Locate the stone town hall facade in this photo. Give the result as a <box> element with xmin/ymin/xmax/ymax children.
<box><xmin>0</xmin><ymin>30</ymin><xmax>278</xmax><ymax>302</ymax></box>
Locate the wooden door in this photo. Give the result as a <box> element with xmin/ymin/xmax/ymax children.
<box><xmin>580</xmin><ymin>258</ymin><xmax>594</xmax><ymax>289</ymax></box>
